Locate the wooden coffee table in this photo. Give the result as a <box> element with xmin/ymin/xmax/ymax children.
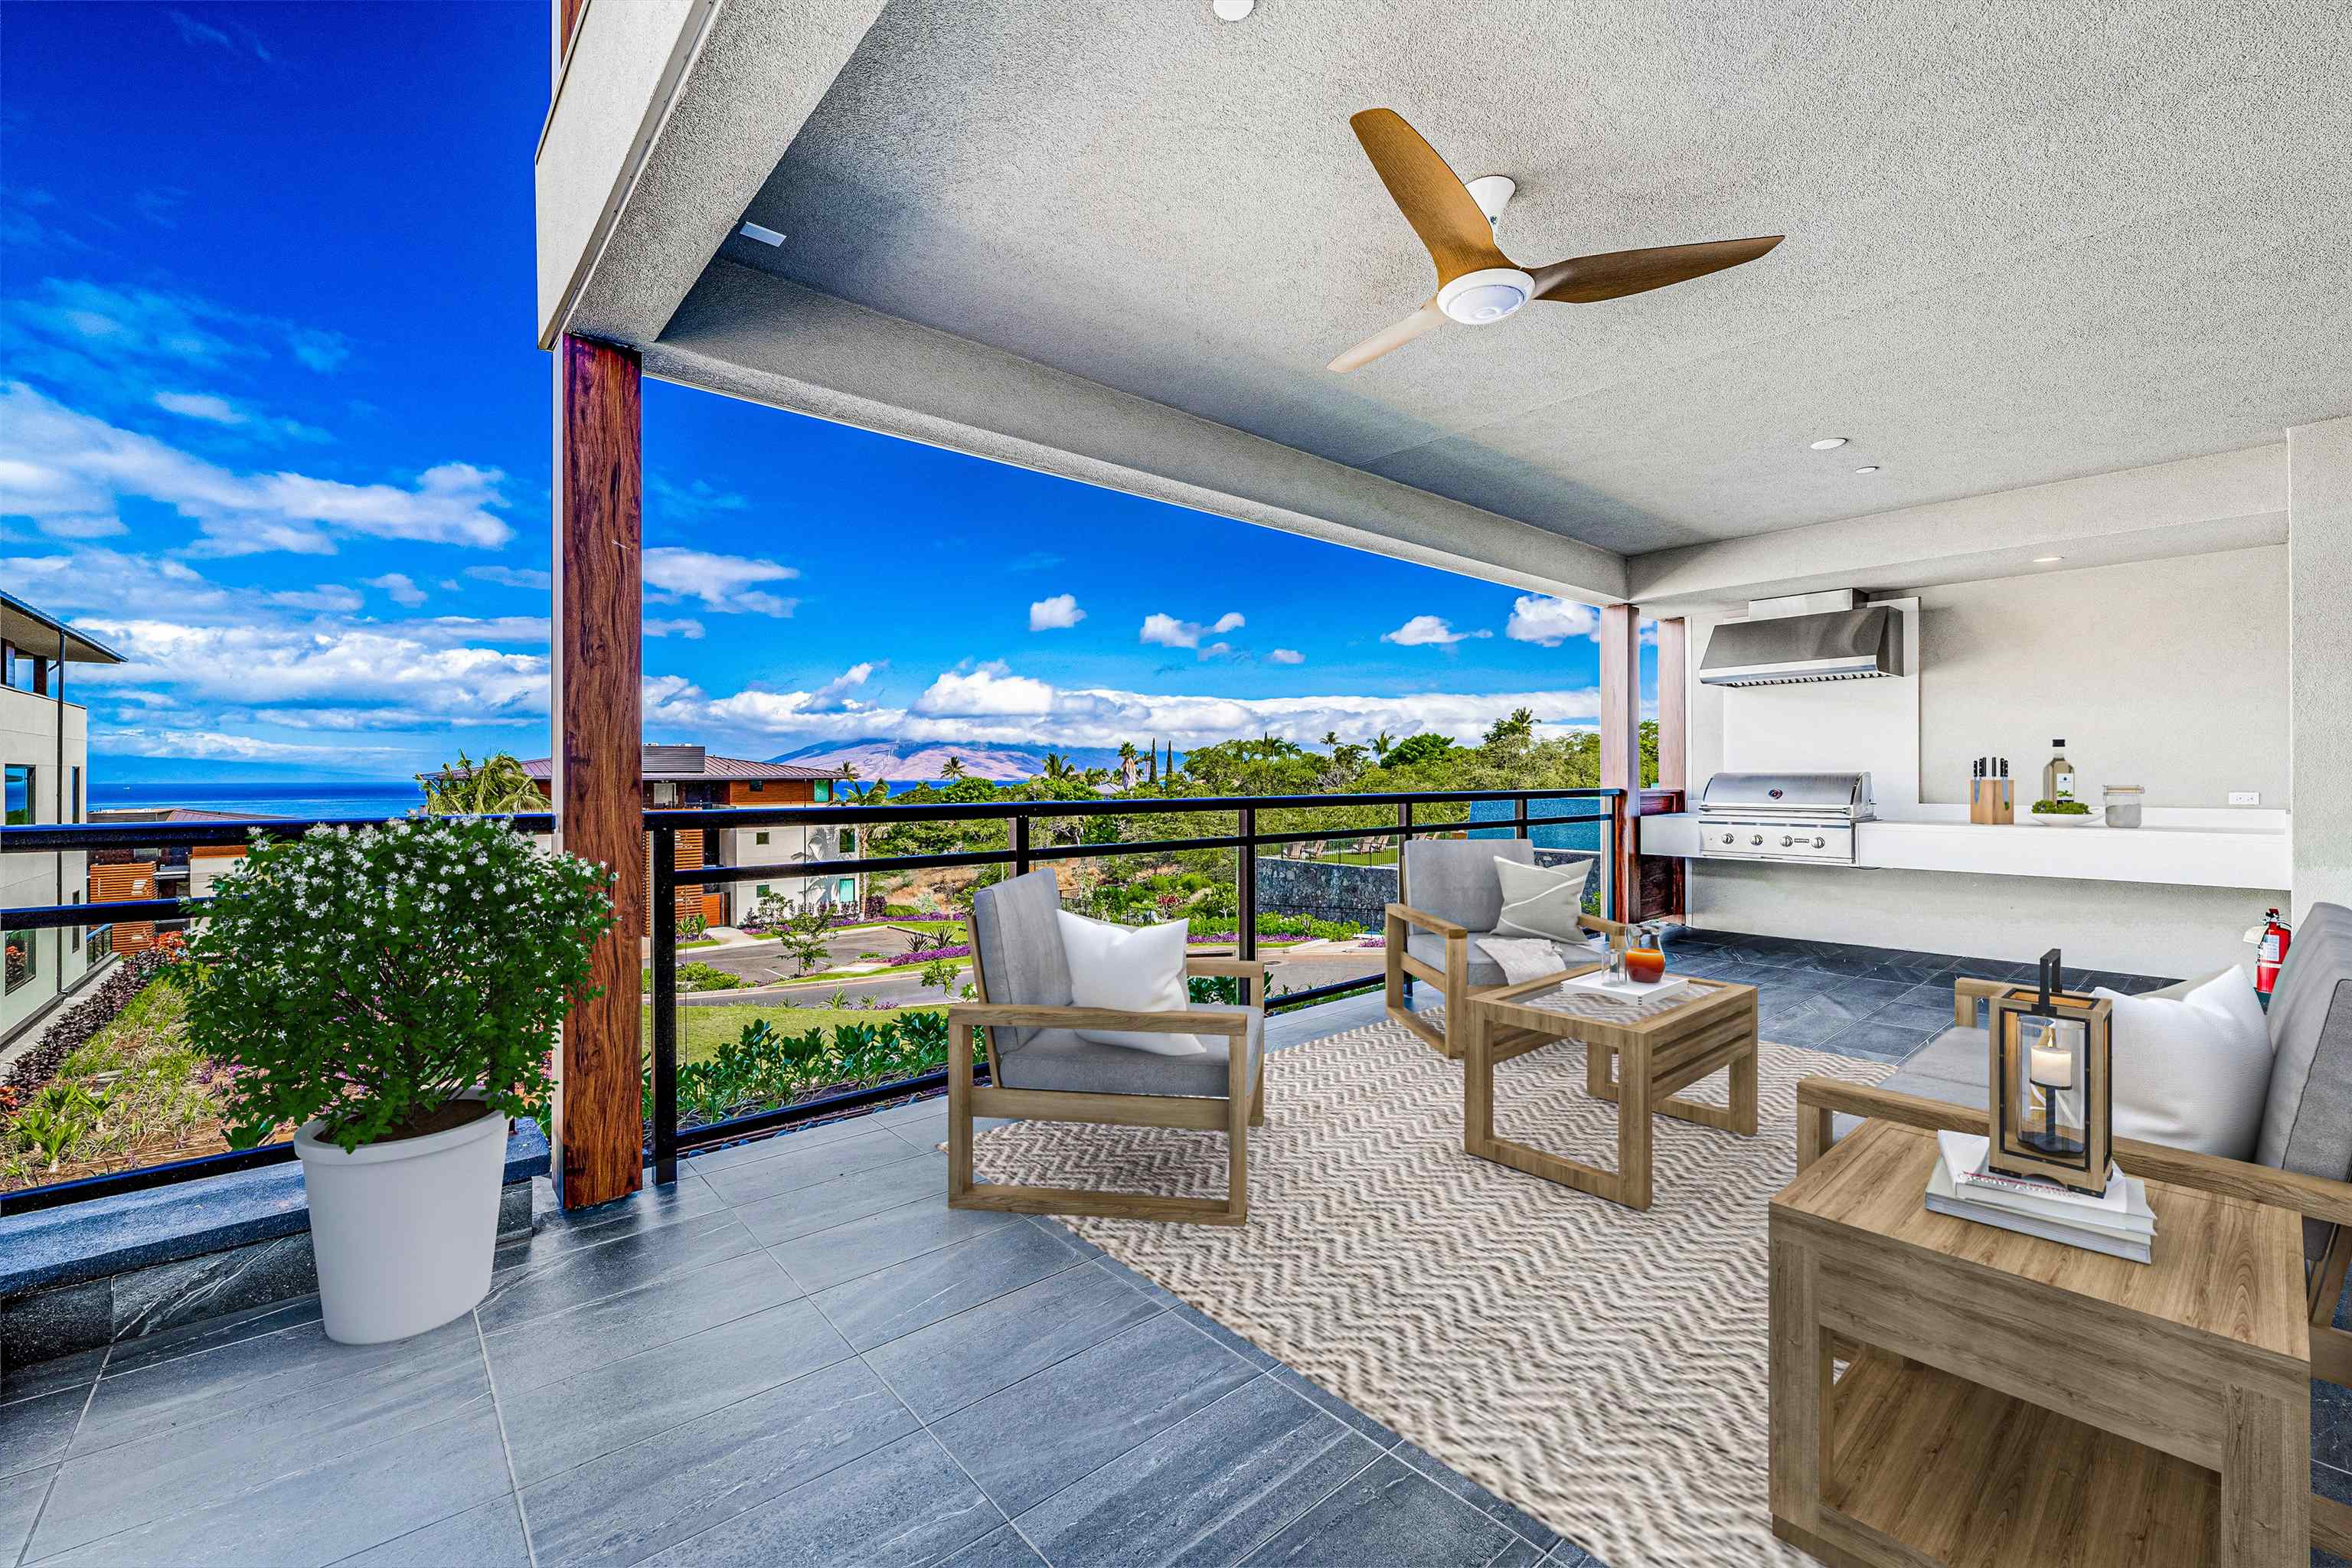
<box><xmin>1461</xmin><ymin>965</ymin><xmax>1759</xmax><ymax>1210</ymax></box>
<box><xmin>1770</xmin><ymin>1119</ymin><xmax>2309</xmax><ymax>1567</ymax></box>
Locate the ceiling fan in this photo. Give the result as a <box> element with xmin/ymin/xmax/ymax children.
<box><xmin>1329</xmin><ymin>108</ymin><xmax>1782</xmax><ymax>373</ymax></box>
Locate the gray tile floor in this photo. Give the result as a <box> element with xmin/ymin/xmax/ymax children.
<box><xmin>0</xmin><ymin>991</ymin><xmax>1586</xmax><ymax>1568</ymax></box>
<box><xmin>4</xmin><ymin>951</ymin><xmax>2336</xmax><ymax>1568</ymax></box>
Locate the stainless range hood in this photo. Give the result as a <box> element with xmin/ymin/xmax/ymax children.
<box><xmin>1698</xmin><ymin>599</ymin><xmax>1903</xmax><ymax>688</ymax></box>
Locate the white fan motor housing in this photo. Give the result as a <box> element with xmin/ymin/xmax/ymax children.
<box><xmin>1437</xmin><ymin>267</ymin><xmax>1535</xmax><ymax>325</ymax></box>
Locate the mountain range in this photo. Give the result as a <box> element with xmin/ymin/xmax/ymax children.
<box><xmin>769</xmin><ymin>738</ymin><xmax>1161</xmax><ymax>782</ymax></box>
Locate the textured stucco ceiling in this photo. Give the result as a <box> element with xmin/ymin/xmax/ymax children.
<box><xmin>713</xmin><ymin>0</ymin><xmax>2352</xmax><ymax>557</ymax></box>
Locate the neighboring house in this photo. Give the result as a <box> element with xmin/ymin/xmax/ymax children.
<box><xmin>516</xmin><ymin>746</ymin><xmax>858</xmax><ymax>929</ymax></box>
<box><xmin>84</xmin><ymin>806</ymin><xmax>281</xmax><ymax>923</ymax></box>
<box><xmin>2</xmin><ymin>591</ymin><xmax>125</xmax><ymax>1047</ymax></box>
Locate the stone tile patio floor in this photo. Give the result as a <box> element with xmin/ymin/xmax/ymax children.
<box><xmin>3</xmin><ymin>934</ymin><xmax>2343</xmax><ymax>1568</ymax></box>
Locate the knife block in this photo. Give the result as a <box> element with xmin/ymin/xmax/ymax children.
<box><xmin>1970</xmin><ymin>777</ymin><xmax>2014</xmax><ymax>824</ymax></box>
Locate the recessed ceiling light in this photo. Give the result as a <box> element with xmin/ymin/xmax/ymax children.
<box><xmin>1853</xmin><ymin>465</ymin><xmax>1880</xmax><ymax>474</ymax></box>
<box><xmin>737</xmin><ymin>221</ymin><xmax>786</xmax><ymax>247</ymax></box>
<box><xmin>1808</xmin><ymin>437</ymin><xmax>1848</xmax><ymax>450</ymax></box>
<box><xmin>2033</xmin><ymin>555</ymin><xmax>2064</xmax><ymax>564</ymax></box>
<box><xmin>1212</xmin><ymin>0</ymin><xmax>1254</xmax><ymax>18</ymax></box>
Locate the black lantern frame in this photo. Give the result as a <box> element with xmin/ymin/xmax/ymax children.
<box><xmin>1986</xmin><ymin>948</ymin><xmax>2113</xmax><ymax>1195</ymax></box>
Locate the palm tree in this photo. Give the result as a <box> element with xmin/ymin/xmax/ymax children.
<box><xmin>417</xmin><ymin>751</ymin><xmax>545</xmax><ymax>814</ymax></box>
<box><xmin>940</xmin><ymin>756</ymin><xmax>969</xmax><ymax>782</ymax></box>
<box><xmin>1039</xmin><ymin>751</ymin><xmax>1076</xmax><ymax>782</ymax></box>
<box><xmin>838</xmin><ymin>762</ymin><xmax>861</xmax><ymax>784</ymax></box>
<box><xmin>1375</xmin><ymin>730</ymin><xmax>1395</xmax><ymax>764</ymax></box>
<box><xmin>1117</xmin><ymin>740</ymin><xmax>1139</xmax><ymax>772</ymax></box>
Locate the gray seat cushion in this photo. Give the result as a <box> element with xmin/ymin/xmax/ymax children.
<box><xmin>969</xmin><ymin>869</ymin><xmax>1073</xmax><ymax>1057</ymax></box>
<box><xmin>1400</xmin><ymin>838</ymin><xmax>1534</xmax><ymax>933</ymax></box>
<box><xmin>2253</xmin><ymin>902</ymin><xmax>2352</xmax><ymax>1257</ymax></box>
<box><xmin>1403</xmin><ymin>928</ymin><xmax>1600</xmax><ymax>990</ymax></box>
<box><xmin>995</xmin><ymin>1003</ymin><xmax>1263</xmax><ymax>1099</ymax></box>
<box><xmin>1830</xmin><ymin>1024</ymin><xmax>1988</xmax><ymax>1142</ymax></box>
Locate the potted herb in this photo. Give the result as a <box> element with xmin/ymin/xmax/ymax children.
<box><xmin>188</xmin><ymin>817</ymin><xmax>612</xmax><ymax>1344</ymax></box>
<box><xmin>2028</xmin><ymin>798</ymin><xmax>2099</xmax><ymax>827</ymax></box>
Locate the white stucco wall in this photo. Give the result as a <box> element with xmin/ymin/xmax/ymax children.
<box><xmin>1677</xmin><ymin>545</ymin><xmax>2292</xmax><ymax>976</ymax></box>
<box><xmin>2289</xmin><ymin>416</ymin><xmax>2352</xmax><ymax>922</ymax></box>
<box><xmin>2</xmin><ymin>689</ymin><xmax>96</xmax><ymax>1044</ymax></box>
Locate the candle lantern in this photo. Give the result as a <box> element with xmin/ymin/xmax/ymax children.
<box><xmin>1987</xmin><ymin>948</ymin><xmax>2113</xmax><ymax>1194</ymax></box>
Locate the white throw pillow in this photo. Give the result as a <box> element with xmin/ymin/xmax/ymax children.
<box><xmin>2092</xmin><ymin>967</ymin><xmax>2272</xmax><ymax>1158</ymax></box>
<box><xmin>1054</xmin><ymin>912</ymin><xmax>1205</xmax><ymax>1056</ymax></box>
<box><xmin>1491</xmin><ymin>856</ymin><xmax>1593</xmax><ymax>944</ymax></box>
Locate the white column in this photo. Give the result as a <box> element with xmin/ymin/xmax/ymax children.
<box><xmin>2288</xmin><ymin>416</ymin><xmax>2352</xmax><ymax>922</ymax></box>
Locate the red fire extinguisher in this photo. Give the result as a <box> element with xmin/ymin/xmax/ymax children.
<box><xmin>2256</xmin><ymin>908</ymin><xmax>2292</xmax><ymax>1001</ymax></box>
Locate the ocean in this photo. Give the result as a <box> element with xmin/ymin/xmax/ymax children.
<box><xmin>89</xmin><ymin>779</ymin><xmax>429</xmax><ymax>822</ymax></box>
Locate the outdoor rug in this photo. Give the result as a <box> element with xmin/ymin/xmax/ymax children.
<box><xmin>972</xmin><ymin>1014</ymin><xmax>1890</xmax><ymax>1568</ymax></box>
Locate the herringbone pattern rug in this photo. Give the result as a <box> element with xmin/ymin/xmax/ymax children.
<box><xmin>973</xmin><ymin>1015</ymin><xmax>1889</xmax><ymax>1567</ymax></box>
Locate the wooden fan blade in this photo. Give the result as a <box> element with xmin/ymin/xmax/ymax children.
<box><xmin>1328</xmin><ymin>301</ymin><xmax>1446</xmax><ymax>374</ymax></box>
<box><xmin>1529</xmin><ymin>235</ymin><xmax>1783</xmax><ymax>303</ymax></box>
<box><xmin>1349</xmin><ymin>109</ymin><xmax>1511</xmax><ymax>283</ymax></box>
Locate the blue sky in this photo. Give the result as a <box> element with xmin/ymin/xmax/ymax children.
<box><xmin>2</xmin><ymin>2</ymin><xmax>1648</xmax><ymax>779</ymax></box>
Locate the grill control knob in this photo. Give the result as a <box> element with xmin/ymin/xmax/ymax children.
<box><xmin>1749</xmin><ymin>833</ymin><xmax>1764</xmax><ymax>846</ymax></box>
<box><xmin>1720</xmin><ymin>833</ymin><xmax>1734</xmax><ymax>845</ymax></box>
<box><xmin>1780</xmin><ymin>835</ymin><xmax>1795</xmax><ymax>848</ymax></box>
<box><xmin>1812</xmin><ymin>835</ymin><xmax>1827</xmax><ymax>848</ymax></box>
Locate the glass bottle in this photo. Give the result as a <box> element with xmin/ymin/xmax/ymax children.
<box><xmin>2042</xmin><ymin>740</ymin><xmax>2075</xmax><ymax>802</ymax></box>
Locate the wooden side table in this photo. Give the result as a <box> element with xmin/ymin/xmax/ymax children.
<box><xmin>1769</xmin><ymin>1119</ymin><xmax>2310</xmax><ymax>1567</ymax></box>
<box><xmin>1461</xmin><ymin>966</ymin><xmax>1758</xmax><ymax>1210</ymax></box>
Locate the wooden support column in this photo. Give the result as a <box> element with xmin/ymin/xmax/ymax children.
<box><xmin>553</xmin><ymin>333</ymin><xmax>645</xmax><ymax>1210</ymax></box>
<box><xmin>1598</xmin><ymin>603</ymin><xmax>1642</xmax><ymax>916</ymax></box>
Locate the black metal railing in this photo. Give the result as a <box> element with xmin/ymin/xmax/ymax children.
<box><xmin>2</xmin><ymin>787</ymin><xmax>1619</xmax><ymax>1211</ymax></box>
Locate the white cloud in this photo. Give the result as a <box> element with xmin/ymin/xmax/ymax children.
<box><xmin>95</xmin><ymin>727</ymin><xmax>373</xmax><ymax>761</ymax></box>
<box><xmin>465</xmin><ymin>564</ymin><xmax>550</xmax><ymax>591</ymax></box>
<box><xmin>1029</xmin><ymin>593</ymin><xmax>1084</xmax><ymax>631</ymax></box>
<box><xmin>154</xmin><ymin>390</ymin><xmax>243</xmax><ymax>423</ymax></box>
<box><xmin>647</xmin><ymin>474</ymin><xmax>747</xmax><ymax>517</ymax></box>
<box><xmin>1380</xmin><ymin>615</ymin><xmax>1488</xmax><ymax>647</ymax></box>
<box><xmin>644</xmin><ymin>618</ymin><xmax>704</xmax><ymax>639</ymax></box>
<box><xmin>807</xmin><ymin>662</ymin><xmax>877</xmax><ymax>713</ymax></box>
<box><xmin>73</xmin><ymin>616</ymin><xmax>550</xmax><ymax>718</ymax></box>
<box><xmin>1504</xmin><ymin>595</ymin><xmax>1603</xmax><ymax>646</ymax></box>
<box><xmin>1140</xmin><ymin>610</ymin><xmax>1246</xmax><ymax>649</ymax></box>
<box><xmin>644</xmin><ymin>661</ymin><xmax>1603</xmax><ymax>754</ymax></box>
<box><xmin>913</xmin><ymin>663</ymin><xmax>1057</xmax><ymax>717</ymax></box>
<box><xmin>1268</xmin><ymin>648</ymin><xmax>1305</xmax><ymax>665</ymax></box>
<box><xmin>0</xmin><ymin>383</ymin><xmax>509</xmax><ymax>553</ymax></box>
<box><xmin>407</xmin><ymin>616</ymin><xmax>550</xmax><ymax>648</ymax></box>
<box><xmin>366</xmin><ymin>572</ymin><xmax>427</xmax><ymax>607</ymax></box>
<box><xmin>642</xmin><ymin>546</ymin><xmax>799</xmax><ymax>616</ymax></box>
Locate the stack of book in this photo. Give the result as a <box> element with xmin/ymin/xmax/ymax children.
<box><xmin>1926</xmin><ymin>1132</ymin><xmax>2155</xmax><ymax>1263</ymax></box>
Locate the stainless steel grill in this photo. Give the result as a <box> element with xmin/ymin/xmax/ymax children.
<box><xmin>1693</xmin><ymin>772</ymin><xmax>1873</xmax><ymax>864</ymax></box>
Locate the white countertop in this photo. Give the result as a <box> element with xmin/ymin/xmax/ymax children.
<box><xmin>1640</xmin><ymin>807</ymin><xmax>2290</xmax><ymax>890</ymax></box>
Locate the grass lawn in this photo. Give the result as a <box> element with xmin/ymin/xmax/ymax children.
<box><xmin>646</xmin><ymin>1001</ymin><xmax>946</xmax><ymax>1063</ymax></box>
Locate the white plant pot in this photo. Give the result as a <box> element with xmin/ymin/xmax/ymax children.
<box><xmin>2030</xmin><ymin>812</ymin><xmax>2100</xmax><ymax>828</ymax></box>
<box><xmin>296</xmin><ymin>1096</ymin><xmax>507</xmax><ymax>1344</ymax></box>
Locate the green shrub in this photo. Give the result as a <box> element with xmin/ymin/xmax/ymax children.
<box><xmin>648</xmin><ymin>1009</ymin><xmax>969</xmax><ymax>1127</ymax></box>
<box><xmin>2030</xmin><ymin>799</ymin><xmax>2092</xmax><ymax>815</ymax></box>
<box><xmin>188</xmin><ymin>816</ymin><xmax>613</xmax><ymax>1152</ymax></box>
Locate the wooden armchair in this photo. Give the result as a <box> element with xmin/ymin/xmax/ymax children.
<box><xmin>1794</xmin><ymin>955</ymin><xmax>2352</xmax><ymax>1558</ymax></box>
<box><xmin>949</xmin><ymin>870</ymin><xmax>1267</xmax><ymax>1227</ymax></box>
<box><xmin>1384</xmin><ymin>836</ymin><xmax>1614</xmax><ymax>1059</ymax></box>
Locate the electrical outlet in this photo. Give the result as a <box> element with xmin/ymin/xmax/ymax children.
<box><xmin>2228</xmin><ymin>791</ymin><xmax>2260</xmax><ymax>806</ymax></box>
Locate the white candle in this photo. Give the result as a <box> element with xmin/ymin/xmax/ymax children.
<box><xmin>2028</xmin><ymin>1046</ymin><xmax>2076</xmax><ymax>1089</ymax></box>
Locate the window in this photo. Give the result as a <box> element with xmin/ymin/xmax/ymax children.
<box><xmin>754</xmin><ymin>831</ymin><xmax>770</xmax><ymax>846</ymax></box>
<box><xmin>70</xmin><ymin>765</ymin><xmax>82</xmax><ymax>823</ymax></box>
<box><xmin>755</xmin><ymin>884</ymin><xmax>772</xmax><ymax>897</ymax></box>
<box><xmin>650</xmin><ymin>782</ymin><xmax>678</xmax><ymax>807</ymax></box>
<box><xmin>4</xmin><ymin>764</ymin><xmax>31</xmax><ymax>826</ymax></box>
<box><xmin>835</xmin><ymin>877</ymin><xmax>855</xmax><ymax>903</ymax></box>
<box><xmin>69</xmin><ymin>892</ymin><xmax>82</xmax><ymax>952</ymax></box>
<box><xmin>813</xmin><ymin>781</ymin><xmax>831</xmax><ymax>802</ymax></box>
<box><xmin>3</xmin><ymin>926</ymin><xmax>32</xmax><ymax>995</ymax></box>
<box><xmin>838</xmin><ymin>828</ymin><xmax>854</xmax><ymax>854</ymax></box>
<box><xmin>748</xmin><ymin>781</ymin><xmax>766</xmax><ymax>794</ymax></box>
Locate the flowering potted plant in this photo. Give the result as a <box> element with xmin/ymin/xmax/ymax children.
<box><xmin>188</xmin><ymin>817</ymin><xmax>612</xmax><ymax>1344</ymax></box>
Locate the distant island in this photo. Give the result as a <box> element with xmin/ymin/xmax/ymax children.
<box><xmin>768</xmin><ymin>737</ymin><xmax>1169</xmax><ymax>782</ymax></box>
